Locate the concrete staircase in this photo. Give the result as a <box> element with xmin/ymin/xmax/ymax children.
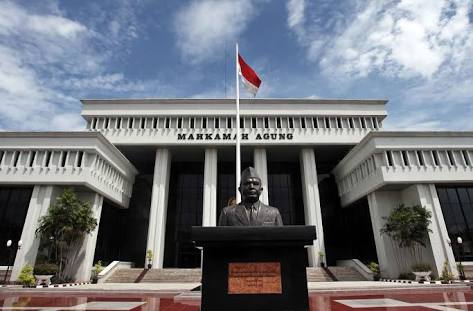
<box><xmin>461</xmin><ymin>265</ymin><xmax>473</xmax><ymax>279</ymax></box>
<box><xmin>141</xmin><ymin>269</ymin><xmax>201</xmax><ymax>283</ymax></box>
<box><xmin>106</xmin><ymin>266</ymin><xmax>365</xmax><ymax>283</ymax></box>
<box><xmin>105</xmin><ymin>268</ymin><xmax>201</xmax><ymax>283</ymax></box>
<box><xmin>306</xmin><ymin>267</ymin><xmax>334</xmax><ymax>282</ymax></box>
<box><xmin>328</xmin><ymin>266</ymin><xmax>368</xmax><ymax>281</ymax></box>
<box><xmin>105</xmin><ymin>268</ymin><xmax>143</xmax><ymax>283</ymax></box>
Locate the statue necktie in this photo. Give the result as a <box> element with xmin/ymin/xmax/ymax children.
<box><xmin>250</xmin><ymin>205</ymin><xmax>255</xmax><ymax>225</ymax></box>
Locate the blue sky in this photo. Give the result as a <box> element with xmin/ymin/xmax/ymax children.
<box><xmin>0</xmin><ymin>0</ymin><xmax>472</xmax><ymax>131</ymax></box>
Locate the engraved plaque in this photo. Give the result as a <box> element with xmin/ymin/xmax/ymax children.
<box><xmin>228</xmin><ymin>262</ymin><xmax>282</xmax><ymax>294</ymax></box>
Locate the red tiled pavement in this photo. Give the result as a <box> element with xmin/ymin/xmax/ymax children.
<box><xmin>2</xmin><ymin>288</ymin><xmax>473</xmax><ymax>310</ymax></box>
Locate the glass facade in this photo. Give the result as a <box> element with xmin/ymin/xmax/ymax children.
<box><xmin>319</xmin><ymin>175</ymin><xmax>377</xmax><ymax>265</ymax></box>
<box><xmin>437</xmin><ymin>186</ymin><xmax>473</xmax><ymax>261</ymax></box>
<box><xmin>164</xmin><ymin>162</ymin><xmax>204</xmax><ymax>268</ymax></box>
<box><xmin>267</xmin><ymin>162</ymin><xmax>305</xmax><ymax>225</ymax></box>
<box><xmin>0</xmin><ymin>187</ymin><xmax>33</xmax><ymax>265</ymax></box>
<box><xmin>94</xmin><ymin>174</ymin><xmax>153</xmax><ymax>267</ymax></box>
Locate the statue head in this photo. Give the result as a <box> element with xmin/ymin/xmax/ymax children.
<box><xmin>238</xmin><ymin>167</ymin><xmax>263</xmax><ymax>204</ymax></box>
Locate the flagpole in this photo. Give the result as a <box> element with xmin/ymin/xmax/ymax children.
<box><xmin>235</xmin><ymin>43</ymin><xmax>241</xmax><ymax>203</ymax></box>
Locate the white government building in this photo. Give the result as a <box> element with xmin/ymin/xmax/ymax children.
<box><xmin>1</xmin><ymin>98</ymin><xmax>472</xmax><ymax>281</ymax></box>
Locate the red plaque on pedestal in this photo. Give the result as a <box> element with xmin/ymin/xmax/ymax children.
<box><xmin>228</xmin><ymin>262</ymin><xmax>282</xmax><ymax>294</ymax></box>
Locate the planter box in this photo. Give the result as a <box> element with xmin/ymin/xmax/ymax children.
<box><xmin>34</xmin><ymin>275</ymin><xmax>54</xmax><ymax>286</ymax></box>
<box><xmin>413</xmin><ymin>271</ymin><xmax>431</xmax><ymax>282</ymax></box>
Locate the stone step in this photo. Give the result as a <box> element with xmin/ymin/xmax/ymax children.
<box><xmin>106</xmin><ymin>268</ymin><xmax>201</xmax><ymax>283</ymax></box>
<box><xmin>105</xmin><ymin>268</ymin><xmax>143</xmax><ymax>283</ymax></box>
<box><xmin>141</xmin><ymin>268</ymin><xmax>201</xmax><ymax>283</ymax></box>
<box><xmin>461</xmin><ymin>264</ymin><xmax>473</xmax><ymax>279</ymax></box>
<box><xmin>327</xmin><ymin>266</ymin><xmax>367</xmax><ymax>281</ymax></box>
<box><xmin>306</xmin><ymin>267</ymin><xmax>333</xmax><ymax>282</ymax></box>
<box><xmin>107</xmin><ymin>267</ymin><xmax>343</xmax><ymax>283</ymax></box>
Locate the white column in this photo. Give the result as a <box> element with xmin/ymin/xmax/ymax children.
<box><xmin>202</xmin><ymin>149</ymin><xmax>218</xmax><ymax>226</ymax></box>
<box><xmin>11</xmin><ymin>185</ymin><xmax>60</xmax><ymax>280</ymax></box>
<box><xmin>146</xmin><ymin>149</ymin><xmax>171</xmax><ymax>268</ymax></box>
<box><xmin>299</xmin><ymin>148</ymin><xmax>325</xmax><ymax>267</ymax></box>
<box><xmin>367</xmin><ymin>192</ymin><xmax>396</xmax><ymax>278</ymax></box>
<box><xmin>254</xmin><ymin>148</ymin><xmax>269</xmax><ymax>205</ymax></box>
<box><xmin>72</xmin><ymin>193</ymin><xmax>103</xmax><ymax>281</ymax></box>
<box><xmin>415</xmin><ymin>184</ymin><xmax>457</xmax><ymax>277</ymax></box>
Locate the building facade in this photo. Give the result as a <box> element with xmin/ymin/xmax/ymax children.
<box><xmin>0</xmin><ymin>98</ymin><xmax>472</xmax><ymax>281</ymax></box>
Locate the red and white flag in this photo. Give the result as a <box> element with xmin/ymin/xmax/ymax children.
<box><xmin>238</xmin><ymin>54</ymin><xmax>262</xmax><ymax>96</ymax></box>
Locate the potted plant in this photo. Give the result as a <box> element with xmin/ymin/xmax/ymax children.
<box><xmin>91</xmin><ymin>261</ymin><xmax>103</xmax><ymax>284</ymax></box>
<box><xmin>411</xmin><ymin>263</ymin><xmax>432</xmax><ymax>282</ymax></box>
<box><xmin>368</xmin><ymin>262</ymin><xmax>380</xmax><ymax>281</ymax></box>
<box><xmin>33</xmin><ymin>263</ymin><xmax>58</xmax><ymax>286</ymax></box>
<box><xmin>318</xmin><ymin>251</ymin><xmax>325</xmax><ymax>267</ymax></box>
<box><xmin>440</xmin><ymin>260</ymin><xmax>454</xmax><ymax>284</ymax></box>
<box><xmin>146</xmin><ymin>250</ymin><xmax>153</xmax><ymax>269</ymax></box>
<box><xmin>18</xmin><ymin>265</ymin><xmax>35</xmax><ymax>287</ymax></box>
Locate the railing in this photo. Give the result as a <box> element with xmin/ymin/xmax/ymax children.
<box><xmin>0</xmin><ymin>149</ymin><xmax>134</xmax><ymax>207</ymax></box>
<box><xmin>336</xmin><ymin>148</ymin><xmax>473</xmax><ymax>205</ymax></box>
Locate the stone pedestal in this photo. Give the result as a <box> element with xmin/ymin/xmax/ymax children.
<box><xmin>192</xmin><ymin>226</ymin><xmax>316</xmax><ymax>311</ymax></box>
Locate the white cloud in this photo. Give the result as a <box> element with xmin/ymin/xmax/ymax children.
<box><xmin>292</xmin><ymin>0</ymin><xmax>473</xmax><ymax>80</ymax></box>
<box><xmin>0</xmin><ymin>1</ymin><xmax>157</xmax><ymax>130</ymax></box>
<box><xmin>174</xmin><ymin>0</ymin><xmax>256</xmax><ymax>63</ymax></box>
<box><xmin>287</xmin><ymin>0</ymin><xmax>306</xmax><ymax>30</ymax></box>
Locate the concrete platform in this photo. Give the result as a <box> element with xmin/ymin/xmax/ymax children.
<box><xmin>1</xmin><ymin>281</ymin><xmax>469</xmax><ymax>295</ymax></box>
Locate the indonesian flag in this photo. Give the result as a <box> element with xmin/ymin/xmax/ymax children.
<box><xmin>238</xmin><ymin>54</ymin><xmax>262</xmax><ymax>96</ymax></box>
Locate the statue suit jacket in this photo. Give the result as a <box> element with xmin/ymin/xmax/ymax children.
<box><xmin>218</xmin><ymin>201</ymin><xmax>284</xmax><ymax>226</ymax></box>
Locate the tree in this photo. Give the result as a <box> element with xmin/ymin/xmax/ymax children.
<box><xmin>381</xmin><ymin>204</ymin><xmax>432</xmax><ymax>267</ymax></box>
<box><xmin>36</xmin><ymin>188</ymin><xmax>97</xmax><ymax>281</ymax></box>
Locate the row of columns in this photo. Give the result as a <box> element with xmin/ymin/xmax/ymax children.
<box><xmin>146</xmin><ymin>148</ymin><xmax>326</xmax><ymax>268</ymax></box>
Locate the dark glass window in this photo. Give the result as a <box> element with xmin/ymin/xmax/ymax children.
<box><xmin>386</xmin><ymin>151</ymin><xmax>394</xmax><ymax>166</ymax></box>
<box><xmin>0</xmin><ymin>187</ymin><xmax>33</xmax><ymax>265</ymax></box>
<box><xmin>437</xmin><ymin>186</ymin><xmax>473</xmax><ymax>261</ymax></box>
<box><xmin>324</xmin><ymin>118</ymin><xmax>330</xmax><ymax>129</ymax></box>
<box><xmin>164</xmin><ymin>163</ymin><xmax>204</xmax><ymax>268</ymax></box>
<box><xmin>94</xmin><ymin>174</ymin><xmax>153</xmax><ymax>267</ymax></box>
<box><xmin>267</xmin><ymin>162</ymin><xmax>304</xmax><ymax>225</ymax></box>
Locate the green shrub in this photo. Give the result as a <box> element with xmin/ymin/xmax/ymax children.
<box><xmin>412</xmin><ymin>263</ymin><xmax>431</xmax><ymax>272</ymax></box>
<box><xmin>18</xmin><ymin>265</ymin><xmax>35</xmax><ymax>287</ymax></box>
<box><xmin>368</xmin><ymin>262</ymin><xmax>380</xmax><ymax>274</ymax></box>
<box><xmin>440</xmin><ymin>261</ymin><xmax>454</xmax><ymax>282</ymax></box>
<box><xmin>91</xmin><ymin>261</ymin><xmax>104</xmax><ymax>283</ymax></box>
<box><xmin>34</xmin><ymin>263</ymin><xmax>58</xmax><ymax>275</ymax></box>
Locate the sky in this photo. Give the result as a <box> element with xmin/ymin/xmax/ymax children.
<box><xmin>0</xmin><ymin>0</ymin><xmax>472</xmax><ymax>131</ymax></box>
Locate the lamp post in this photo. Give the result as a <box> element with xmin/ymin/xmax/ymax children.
<box><xmin>3</xmin><ymin>239</ymin><xmax>22</xmax><ymax>285</ymax></box>
<box><xmin>457</xmin><ymin>236</ymin><xmax>465</xmax><ymax>280</ymax></box>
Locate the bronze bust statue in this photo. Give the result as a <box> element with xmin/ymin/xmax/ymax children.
<box><xmin>218</xmin><ymin>167</ymin><xmax>283</xmax><ymax>226</ymax></box>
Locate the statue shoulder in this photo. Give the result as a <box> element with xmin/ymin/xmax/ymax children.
<box><xmin>221</xmin><ymin>205</ymin><xmax>238</xmax><ymax>215</ymax></box>
<box><xmin>260</xmin><ymin>203</ymin><xmax>281</xmax><ymax>213</ymax></box>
